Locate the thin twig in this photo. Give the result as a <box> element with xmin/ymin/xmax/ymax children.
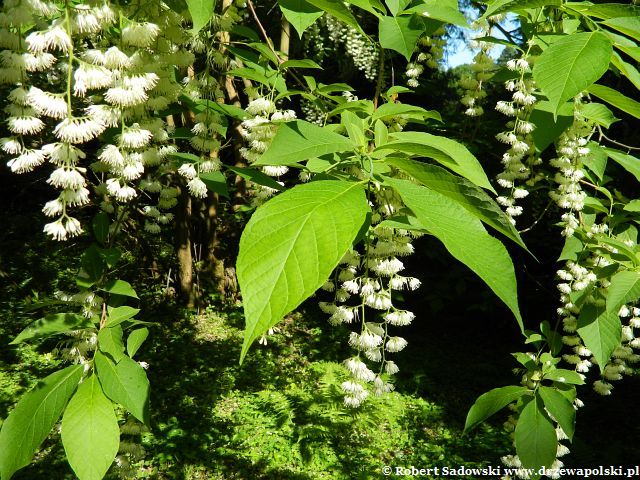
<box><xmin>373</xmin><ymin>48</ymin><xmax>385</xmax><ymax>108</ymax></box>
<box><xmin>597</xmin><ymin>126</ymin><xmax>640</xmax><ymax>151</ymax></box>
<box><xmin>518</xmin><ymin>199</ymin><xmax>553</xmax><ymax>234</ymax></box>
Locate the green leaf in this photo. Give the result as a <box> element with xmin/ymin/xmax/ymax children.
<box><xmin>515</xmin><ymin>396</ymin><xmax>558</xmax><ymax>470</ymax></box>
<box><xmin>577</xmin><ymin>304</ymin><xmax>622</xmax><ymax>373</ymax></box>
<box><xmin>92</xmin><ymin>213</ymin><xmax>109</xmax><ymax>244</ymax></box>
<box><xmin>61</xmin><ymin>375</ymin><xmax>119</xmax><ymax>480</ymax></box>
<box><xmin>582</xmin><ymin>142</ymin><xmax>608</xmax><ymax>182</ymax></box>
<box><xmin>543</xmin><ymin>368</ymin><xmax>585</xmax><ymax>385</ymax></box>
<box><xmin>280</xmin><ymin>59</ymin><xmax>322</xmax><ymax>69</ymax></box>
<box><xmin>186</xmin><ymin>0</ymin><xmax>216</xmax><ymax>34</ymax></box>
<box><xmin>94</xmin><ymin>351</ymin><xmax>150</xmax><ymax>425</ymax></box>
<box><xmin>0</xmin><ymin>365</ymin><xmax>83</xmax><ymax>480</ymax></box>
<box><xmin>603</xmin><ymin>17</ymin><xmax>640</xmax><ymax>41</ymax></box>
<box><xmin>572</xmin><ymin>2</ymin><xmax>640</xmax><ymax>19</ymax></box>
<box><xmin>374</xmin><ymin>120</ymin><xmax>388</xmax><ymax>147</ymax></box>
<box><xmin>378</xmin><ymin>15</ymin><xmax>424</xmax><ymax>60</ymax></box>
<box><xmin>10</xmin><ymin>313</ymin><xmax>92</xmax><ymax>345</ymax></box>
<box><xmin>226</xmin><ymin>166</ymin><xmax>285</xmax><ymax>191</ymax></box>
<box><xmin>386</xmin><ymin>159</ymin><xmax>526</xmax><ymax>249</ymax></box>
<box><xmin>105</xmin><ymin>306</ymin><xmax>140</xmax><ymax>328</ymax></box>
<box><xmin>538</xmin><ymin>386</ymin><xmax>576</xmax><ymax>440</ymax></box>
<box><xmin>385</xmin><ymin>178</ymin><xmax>523</xmax><ymax>330</ymax></box>
<box><xmin>580</xmin><ymin>103</ymin><xmax>619</xmax><ymax>129</ymax></box>
<box><xmin>255</xmin><ymin>120</ymin><xmax>353</xmax><ymax>166</ymax></box>
<box><xmin>611</xmin><ymin>52</ymin><xmax>640</xmax><ymax>90</ymax></box>
<box><xmin>376</xmin><ymin>131</ymin><xmax>495</xmax><ymax>192</ymax></box>
<box><xmin>98</xmin><ymin>325</ymin><xmax>126</xmax><ymax>363</ymax></box>
<box><xmin>404</xmin><ymin>2</ymin><xmax>468</xmax><ymax>26</ymax></box>
<box><xmin>305</xmin><ymin>0</ymin><xmax>364</xmax><ymax>33</ymax></box>
<box><xmin>529</xmin><ymin>101</ymin><xmax>574</xmax><ymax>152</ymax></box>
<box><xmin>588</xmin><ymin>84</ymin><xmax>640</xmax><ymax>119</ymax></box>
<box><xmin>559</xmin><ymin>236</ymin><xmax>583</xmax><ymax>263</ymax></box>
<box><xmin>533</xmin><ymin>32</ymin><xmax>613</xmax><ymax>117</ymax></box>
<box><xmin>605</xmin><ymin>148</ymin><xmax>640</xmax><ymax>183</ymax></box>
<box><xmin>127</xmin><ymin>328</ymin><xmax>149</xmax><ymax>358</ymax></box>
<box><xmin>606</xmin><ymin>270</ymin><xmax>640</xmax><ymax>314</ymax></box>
<box><xmin>371</xmin><ymin>103</ymin><xmax>441</xmax><ymax>122</ymax></box>
<box><xmin>617</xmin><ymin>45</ymin><xmax>640</xmax><ymax>64</ymax></box>
<box><xmin>385</xmin><ymin>0</ymin><xmax>409</xmax><ymax>16</ymax></box>
<box><xmin>101</xmin><ymin>280</ymin><xmax>139</xmax><ymax>299</ymax></box>
<box><xmin>624</xmin><ymin>200</ymin><xmax>640</xmax><ymax>212</ymax></box>
<box><xmin>199</xmin><ymin>171</ymin><xmax>229</xmax><ymax>198</ymax></box>
<box><xmin>484</xmin><ymin>0</ymin><xmax>561</xmax><ymax>17</ymax></box>
<box><xmin>464</xmin><ymin>385</ymin><xmax>529</xmax><ymax>431</ymax></box>
<box><xmin>237</xmin><ymin>180</ymin><xmax>369</xmax><ymax>361</ymax></box>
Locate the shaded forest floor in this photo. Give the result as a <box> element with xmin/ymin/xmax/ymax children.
<box><xmin>1</xmin><ymin>186</ymin><xmax>639</xmax><ymax>479</ymax></box>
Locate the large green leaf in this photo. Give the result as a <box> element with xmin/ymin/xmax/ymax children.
<box><xmin>378</xmin><ymin>15</ymin><xmax>424</xmax><ymax>61</ymax></box>
<box><xmin>376</xmin><ymin>131</ymin><xmax>495</xmax><ymax>192</ymax></box>
<box><xmin>305</xmin><ymin>0</ymin><xmax>363</xmax><ymax>33</ymax></box>
<box><xmin>226</xmin><ymin>166</ymin><xmax>285</xmax><ymax>191</ymax></box>
<box><xmin>278</xmin><ymin>0</ymin><xmax>323</xmax><ymax>38</ymax></box>
<box><xmin>580</xmin><ymin>103</ymin><xmax>619</xmax><ymax>129</ymax></box>
<box><xmin>186</xmin><ymin>0</ymin><xmax>216</xmax><ymax>34</ymax></box>
<box><xmin>464</xmin><ymin>385</ymin><xmax>529</xmax><ymax>432</ymax></box>
<box><xmin>385</xmin><ymin>178</ymin><xmax>522</xmax><ymax>330</ymax></box>
<box><xmin>538</xmin><ymin>386</ymin><xmax>575</xmax><ymax>440</ymax></box>
<box><xmin>127</xmin><ymin>328</ymin><xmax>149</xmax><ymax>358</ymax></box>
<box><xmin>403</xmin><ymin>2</ymin><xmax>467</xmax><ymax>27</ymax></box>
<box><xmin>611</xmin><ymin>52</ymin><xmax>640</xmax><ymax>91</ymax></box>
<box><xmin>529</xmin><ymin>101</ymin><xmax>574</xmax><ymax>152</ymax></box>
<box><xmin>94</xmin><ymin>351</ymin><xmax>150</xmax><ymax>425</ymax></box>
<box><xmin>515</xmin><ymin>396</ymin><xmax>558</xmax><ymax>470</ymax></box>
<box><xmin>484</xmin><ymin>0</ymin><xmax>561</xmax><ymax>17</ymax></box>
<box><xmin>0</xmin><ymin>365</ymin><xmax>83</xmax><ymax>480</ymax></box>
<box><xmin>101</xmin><ymin>279</ymin><xmax>138</xmax><ymax>299</ymax></box>
<box><xmin>542</xmin><ymin>368</ymin><xmax>585</xmax><ymax>385</ymax></box>
<box><xmin>98</xmin><ymin>325</ymin><xmax>126</xmax><ymax>363</ymax></box>
<box><xmin>10</xmin><ymin>313</ymin><xmax>92</xmax><ymax>344</ymax></box>
<box><xmin>605</xmin><ymin>148</ymin><xmax>640</xmax><ymax>183</ymax></box>
<box><xmin>604</xmin><ymin>17</ymin><xmax>640</xmax><ymax>41</ymax></box>
<box><xmin>588</xmin><ymin>84</ymin><xmax>640</xmax><ymax>119</ymax></box>
<box><xmin>606</xmin><ymin>270</ymin><xmax>640</xmax><ymax>314</ymax></box>
<box><xmin>104</xmin><ymin>306</ymin><xmax>140</xmax><ymax>328</ymax></box>
<box><xmin>533</xmin><ymin>32</ymin><xmax>612</xmax><ymax>116</ymax></box>
<box><xmin>386</xmin><ymin>159</ymin><xmax>526</xmax><ymax>249</ymax></box>
<box><xmin>61</xmin><ymin>375</ymin><xmax>119</xmax><ymax>480</ymax></box>
<box><xmin>237</xmin><ymin>180</ymin><xmax>369</xmax><ymax>361</ymax></box>
<box><xmin>568</xmin><ymin>2</ymin><xmax>640</xmax><ymax>19</ymax></box>
<box><xmin>577</xmin><ymin>304</ymin><xmax>621</xmax><ymax>373</ymax></box>
<box><xmin>254</xmin><ymin>120</ymin><xmax>353</xmax><ymax>166</ymax></box>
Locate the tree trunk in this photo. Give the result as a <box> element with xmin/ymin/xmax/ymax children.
<box><xmin>176</xmin><ymin>186</ymin><xmax>195</xmax><ymax>307</ymax></box>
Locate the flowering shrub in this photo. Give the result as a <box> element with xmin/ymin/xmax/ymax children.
<box><xmin>0</xmin><ymin>0</ymin><xmax>639</xmax><ymax>479</ymax></box>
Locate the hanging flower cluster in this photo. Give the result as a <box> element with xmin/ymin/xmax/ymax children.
<box><xmin>239</xmin><ymin>96</ymin><xmax>296</xmax><ymax>204</ymax></box>
<box><xmin>459</xmin><ymin>19</ymin><xmax>497</xmax><ymax>117</ymax></box>
<box><xmin>319</xmin><ymin>183</ymin><xmax>422</xmax><ymax>407</ymax></box>
<box><xmin>494</xmin><ymin>49</ymin><xmax>539</xmax><ymax>224</ymax></box>
<box><xmin>323</xmin><ymin>14</ymin><xmax>379</xmax><ymax>82</ymax></box>
<box><xmin>405</xmin><ymin>29</ymin><xmax>445</xmax><ymax>87</ymax></box>
<box><xmin>0</xmin><ymin>0</ymin><xmax>199</xmax><ymax>241</ymax></box>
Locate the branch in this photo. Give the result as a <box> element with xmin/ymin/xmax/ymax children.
<box><xmin>597</xmin><ymin>126</ymin><xmax>640</xmax><ymax>152</ymax></box>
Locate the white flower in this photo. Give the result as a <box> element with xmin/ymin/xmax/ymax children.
<box><xmin>73</xmin><ymin>7</ymin><xmax>101</xmax><ymax>34</ymax></box>
<box><xmin>122</xmin><ymin>22</ymin><xmax>160</xmax><ymax>48</ymax></box>
<box><xmin>23</xmin><ymin>52</ymin><xmax>57</xmax><ymax>72</ymax></box>
<box><xmin>62</xmin><ymin>187</ymin><xmax>90</xmax><ymax>206</ymax></box>
<box><xmin>344</xmin><ymin>358</ymin><xmax>375</xmax><ymax>382</ymax></box>
<box><xmin>371</xmin><ymin>257</ymin><xmax>404</xmax><ymax>276</ymax></box>
<box><xmin>43</xmin><ymin>219</ymin><xmax>68</xmax><ymax>241</ymax></box>
<box><xmin>178</xmin><ymin>163</ymin><xmax>197</xmax><ymax>179</ymax></box>
<box><xmin>8</xmin><ymin>116</ymin><xmax>45</xmax><ymax>135</ymax></box>
<box><xmin>26</xmin><ymin>24</ymin><xmax>72</xmax><ymax>53</ymax></box>
<box><xmin>262</xmin><ymin>165</ymin><xmax>288</xmax><ymax>177</ymax></box>
<box><xmin>384</xmin><ymin>310</ymin><xmax>415</xmax><ymax>326</ymax></box>
<box><xmin>105</xmin><ymin>86</ymin><xmax>147</xmax><ymax>107</ymax></box>
<box><xmin>43</xmin><ymin>198</ymin><xmax>64</xmax><ymax>217</ymax></box>
<box><xmin>85</xmin><ymin>105</ymin><xmax>119</xmax><ymax>128</ymax></box>
<box><xmin>385</xmin><ymin>336</ymin><xmax>408</xmax><ymax>353</ymax></box>
<box><xmin>47</xmin><ymin>167</ymin><xmax>86</xmax><ymax>189</ymax></box>
<box><xmin>7</xmin><ymin>149</ymin><xmax>46</xmax><ymax>173</ymax></box>
<box><xmin>103</xmin><ymin>46</ymin><xmax>131</xmax><ymax>69</ymax></box>
<box><xmin>74</xmin><ymin>64</ymin><xmax>113</xmax><ymax>96</ymax></box>
<box><xmin>384</xmin><ymin>361</ymin><xmax>399</xmax><ymax>375</ymax></box>
<box><xmin>106</xmin><ymin>178</ymin><xmax>137</xmax><ymax>202</ymax></box>
<box><xmin>0</xmin><ymin>137</ymin><xmax>22</xmax><ymax>155</ymax></box>
<box><xmin>119</xmin><ymin>126</ymin><xmax>152</xmax><ymax>148</ymax></box>
<box><xmin>42</xmin><ymin>143</ymin><xmax>86</xmax><ymax>165</ymax></box>
<box><xmin>28</xmin><ymin>87</ymin><xmax>67</xmax><ymax>119</ymax></box>
<box><xmin>54</xmin><ymin>117</ymin><xmax>106</xmax><ymax>143</ymax></box>
<box><xmin>349</xmin><ymin>331</ymin><xmax>383</xmax><ymax>350</ymax></box>
<box><xmin>187</xmin><ymin>177</ymin><xmax>208</xmax><ymax>198</ymax></box>
<box><xmin>246</xmin><ymin>98</ymin><xmax>276</xmax><ymax>116</ymax></box>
